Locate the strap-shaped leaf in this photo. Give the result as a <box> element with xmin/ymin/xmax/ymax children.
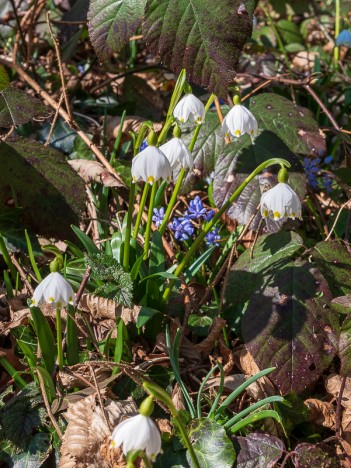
<box><xmin>143</xmin><ymin>0</ymin><xmax>256</xmax><ymax>97</ymax></box>
<box><xmin>88</xmin><ymin>0</ymin><xmax>146</xmax><ymax>60</ymax></box>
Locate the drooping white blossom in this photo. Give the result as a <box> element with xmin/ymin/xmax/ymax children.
<box><xmin>173</xmin><ymin>94</ymin><xmax>205</xmax><ymax>124</ymax></box>
<box><xmin>222</xmin><ymin>104</ymin><xmax>259</xmax><ymax>138</ymax></box>
<box><xmin>110</xmin><ymin>414</ymin><xmax>162</xmax><ymax>461</ymax></box>
<box><xmin>31</xmin><ymin>272</ymin><xmax>75</xmax><ymax>308</ymax></box>
<box><xmin>260</xmin><ymin>182</ymin><xmax>302</xmax><ymax>221</ymax></box>
<box><xmin>160</xmin><ymin>137</ymin><xmax>193</xmax><ymax>171</ymax></box>
<box><xmin>132</xmin><ymin>146</ymin><xmax>172</xmax><ymax>185</ymax></box>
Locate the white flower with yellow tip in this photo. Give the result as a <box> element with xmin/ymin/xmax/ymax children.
<box><xmin>174</xmin><ymin>93</ymin><xmax>205</xmax><ymax>124</ymax></box>
<box><xmin>160</xmin><ymin>137</ymin><xmax>193</xmax><ymax>171</ymax></box>
<box><xmin>31</xmin><ymin>272</ymin><xmax>75</xmax><ymax>308</ymax></box>
<box><xmin>260</xmin><ymin>167</ymin><xmax>302</xmax><ymax>221</ymax></box>
<box><xmin>110</xmin><ymin>396</ymin><xmax>162</xmax><ymax>462</ymax></box>
<box><xmin>132</xmin><ymin>145</ymin><xmax>172</xmax><ymax>185</ymax></box>
<box><xmin>222</xmin><ymin>103</ymin><xmax>259</xmax><ymax>138</ymax></box>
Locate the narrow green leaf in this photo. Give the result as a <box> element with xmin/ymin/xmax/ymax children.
<box><xmin>30</xmin><ymin>306</ymin><xmax>56</xmax><ymax>374</ymax></box>
<box><xmin>35</xmin><ymin>366</ymin><xmax>56</xmax><ymax>403</ymax></box>
<box><xmin>229</xmin><ymin>410</ymin><xmax>282</xmax><ymax>434</ymax></box>
<box><xmin>71</xmin><ymin>225</ymin><xmax>99</xmax><ymax>254</ymax></box>
<box><xmin>66</xmin><ymin>305</ymin><xmax>79</xmax><ymax>365</ymax></box>
<box><xmin>149</xmin><ymin>230</ymin><xmax>165</xmax><ymax>276</ymax></box>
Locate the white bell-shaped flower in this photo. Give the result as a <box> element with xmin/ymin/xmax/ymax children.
<box><xmin>132</xmin><ymin>145</ymin><xmax>172</xmax><ymax>185</ymax></box>
<box><xmin>110</xmin><ymin>414</ymin><xmax>162</xmax><ymax>461</ymax></box>
<box><xmin>222</xmin><ymin>103</ymin><xmax>259</xmax><ymax>138</ymax></box>
<box><xmin>174</xmin><ymin>93</ymin><xmax>205</xmax><ymax>124</ymax></box>
<box><xmin>160</xmin><ymin>137</ymin><xmax>193</xmax><ymax>171</ymax></box>
<box><xmin>261</xmin><ymin>182</ymin><xmax>302</xmax><ymax>221</ymax></box>
<box><xmin>31</xmin><ymin>272</ymin><xmax>75</xmax><ymax>308</ymax></box>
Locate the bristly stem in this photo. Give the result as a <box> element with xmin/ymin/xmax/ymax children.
<box><xmin>56</xmin><ymin>308</ymin><xmax>63</xmax><ymax>371</ymax></box>
<box><xmin>162</xmin><ymin>158</ymin><xmax>291</xmax><ymax>302</ymax></box>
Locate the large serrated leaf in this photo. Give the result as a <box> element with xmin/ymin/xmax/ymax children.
<box><xmin>0</xmin><ymin>87</ymin><xmax>50</xmax><ymax>127</ymax></box>
<box><xmin>223</xmin><ymin>232</ymin><xmax>338</xmax><ymax>394</ymax></box>
<box><xmin>212</xmin><ymin>130</ymin><xmax>305</xmax><ymax>227</ymax></box>
<box><xmin>0</xmin><ymin>138</ymin><xmax>86</xmax><ymax>240</ymax></box>
<box><xmin>143</xmin><ymin>0</ymin><xmax>256</xmax><ymax>97</ymax></box>
<box><xmin>88</xmin><ymin>0</ymin><xmax>146</xmax><ymax>60</ymax></box>
<box><xmin>250</xmin><ymin>93</ymin><xmax>326</xmax><ymax>157</ymax></box>
<box><xmin>234</xmin><ymin>433</ymin><xmax>285</xmax><ymax>468</ymax></box>
<box><xmin>186</xmin><ymin>418</ymin><xmax>236</xmax><ymax>468</ymax></box>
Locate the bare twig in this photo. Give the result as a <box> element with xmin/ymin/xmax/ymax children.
<box><xmin>89</xmin><ymin>364</ymin><xmax>111</xmax><ymax>431</ymax></box>
<box><xmin>10</xmin><ymin>254</ymin><xmax>34</xmax><ymax>294</ymax></box>
<box><xmin>335</xmin><ymin>376</ymin><xmax>347</xmax><ymax>437</ymax></box>
<box><xmin>45</xmin><ymin>92</ymin><xmax>64</xmax><ymax>146</ymax></box>
<box><xmin>36</xmin><ymin>369</ymin><xmax>63</xmax><ymax>439</ymax></box>
<box><xmin>325</xmin><ymin>200</ymin><xmax>351</xmax><ymax>241</ymax></box>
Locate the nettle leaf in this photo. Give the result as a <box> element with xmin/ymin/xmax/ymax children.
<box><xmin>0</xmin><ymin>64</ymin><xmax>10</xmax><ymax>92</ymax></box>
<box><xmin>88</xmin><ymin>0</ymin><xmax>146</xmax><ymax>61</ymax></box>
<box><xmin>312</xmin><ymin>241</ymin><xmax>351</xmax><ymax>296</ymax></box>
<box><xmin>0</xmin><ymin>138</ymin><xmax>86</xmax><ymax>240</ymax></box>
<box><xmin>212</xmin><ymin>130</ymin><xmax>305</xmax><ymax>227</ymax></box>
<box><xmin>250</xmin><ymin>93</ymin><xmax>326</xmax><ymax>157</ymax></box>
<box><xmin>0</xmin><ymin>87</ymin><xmax>50</xmax><ymax>127</ymax></box>
<box><xmin>143</xmin><ymin>0</ymin><xmax>256</xmax><ymax>97</ymax></box>
<box><xmin>0</xmin><ymin>384</ymin><xmax>45</xmax><ymax>451</ymax></box>
<box><xmin>223</xmin><ymin>232</ymin><xmax>338</xmax><ymax>394</ymax></box>
<box><xmin>234</xmin><ymin>433</ymin><xmax>285</xmax><ymax>468</ymax></box>
<box><xmin>186</xmin><ymin>418</ymin><xmax>236</xmax><ymax>468</ymax></box>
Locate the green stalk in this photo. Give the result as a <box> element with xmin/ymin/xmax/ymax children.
<box><xmin>143</xmin><ymin>382</ymin><xmax>200</xmax><ymax>468</ymax></box>
<box><xmin>133</xmin><ymin>183</ymin><xmax>149</xmax><ymax>238</ymax></box>
<box><xmin>162</xmin><ymin>158</ymin><xmax>290</xmax><ymax>301</ymax></box>
<box><xmin>334</xmin><ymin>0</ymin><xmax>340</xmax><ymax>66</ymax></box>
<box><xmin>159</xmin><ymin>168</ymin><xmax>185</xmax><ymax>235</ymax></box>
<box><xmin>123</xmin><ymin>183</ymin><xmax>136</xmax><ymax>270</ymax></box>
<box><xmin>56</xmin><ymin>308</ymin><xmax>63</xmax><ymax>371</ymax></box>
<box><xmin>143</xmin><ymin>183</ymin><xmax>157</xmax><ymax>259</ymax></box>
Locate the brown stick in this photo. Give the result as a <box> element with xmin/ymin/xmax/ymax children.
<box><xmin>335</xmin><ymin>376</ymin><xmax>347</xmax><ymax>437</ymax></box>
<box><xmin>0</xmin><ymin>57</ymin><xmax>125</xmax><ymax>186</ymax></box>
<box><xmin>36</xmin><ymin>369</ymin><xmax>63</xmax><ymax>439</ymax></box>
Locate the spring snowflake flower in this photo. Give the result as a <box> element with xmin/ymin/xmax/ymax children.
<box><xmin>336</xmin><ymin>29</ymin><xmax>351</xmax><ymax>47</ymax></box>
<box><xmin>31</xmin><ymin>272</ymin><xmax>75</xmax><ymax>308</ymax></box>
<box><xmin>160</xmin><ymin>137</ymin><xmax>193</xmax><ymax>171</ymax></box>
<box><xmin>261</xmin><ymin>183</ymin><xmax>302</xmax><ymax>221</ymax></box>
<box><xmin>132</xmin><ymin>145</ymin><xmax>172</xmax><ymax>185</ymax></box>
<box><xmin>174</xmin><ymin>93</ymin><xmax>205</xmax><ymax>124</ymax></box>
<box><xmin>222</xmin><ymin>103</ymin><xmax>259</xmax><ymax>138</ymax></box>
<box><xmin>152</xmin><ymin>207</ymin><xmax>165</xmax><ymax>227</ymax></box>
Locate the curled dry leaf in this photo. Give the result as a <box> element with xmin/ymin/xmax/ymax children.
<box><xmin>238</xmin><ymin>348</ymin><xmax>276</xmax><ymax>400</ymax></box>
<box><xmin>195</xmin><ymin>317</ymin><xmax>227</xmax><ymax>356</ymax></box>
<box><xmin>205</xmin><ymin>374</ymin><xmax>246</xmax><ymax>392</ymax></box>
<box><xmin>68</xmin><ymin>159</ymin><xmax>124</xmax><ymax>187</ymax></box>
<box><xmin>60</xmin><ymin>394</ymin><xmax>137</xmax><ymax>468</ymax></box>
<box><xmin>78</xmin><ymin>293</ymin><xmax>141</xmax><ymax>323</ymax></box>
<box><xmin>59</xmin><ymin>363</ymin><xmax>112</xmax><ymax>390</ymax></box>
<box><xmin>304</xmin><ymin>398</ymin><xmax>336</xmax><ymax>429</ymax></box>
<box><xmin>105</xmin><ymin>115</ymin><xmax>162</xmax><ymax>144</ymax></box>
<box><xmin>325</xmin><ymin>374</ymin><xmax>351</xmax><ymax>408</ymax></box>
<box><xmin>172</xmin><ymin>383</ymin><xmax>186</xmax><ymax>411</ymax></box>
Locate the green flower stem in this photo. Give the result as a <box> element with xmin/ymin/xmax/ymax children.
<box><xmin>133</xmin><ymin>183</ymin><xmax>149</xmax><ymax>238</ymax></box>
<box><xmin>123</xmin><ymin>182</ymin><xmax>136</xmax><ymax>271</ymax></box>
<box><xmin>143</xmin><ymin>382</ymin><xmax>200</xmax><ymax>468</ymax></box>
<box><xmin>143</xmin><ymin>183</ymin><xmax>157</xmax><ymax>259</ymax></box>
<box><xmin>159</xmin><ymin>168</ymin><xmax>185</xmax><ymax>235</ymax></box>
<box><xmin>334</xmin><ymin>0</ymin><xmax>340</xmax><ymax>66</ymax></box>
<box><xmin>162</xmin><ymin>158</ymin><xmax>291</xmax><ymax>302</ymax></box>
<box><xmin>56</xmin><ymin>308</ymin><xmax>63</xmax><ymax>371</ymax></box>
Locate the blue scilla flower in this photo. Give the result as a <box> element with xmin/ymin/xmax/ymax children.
<box><xmin>336</xmin><ymin>29</ymin><xmax>351</xmax><ymax>47</ymax></box>
<box><xmin>170</xmin><ymin>218</ymin><xmax>194</xmax><ymax>241</ymax></box>
<box><xmin>187</xmin><ymin>196</ymin><xmax>207</xmax><ymax>219</ymax></box>
<box><xmin>303</xmin><ymin>157</ymin><xmax>321</xmax><ymax>189</ymax></box>
<box><xmin>321</xmin><ymin>175</ymin><xmax>333</xmax><ymax>193</ymax></box>
<box><xmin>324</xmin><ymin>155</ymin><xmax>333</xmax><ymax>165</ymax></box>
<box><xmin>203</xmin><ymin>209</ymin><xmax>215</xmax><ymax>222</ymax></box>
<box><xmin>152</xmin><ymin>207</ymin><xmax>165</xmax><ymax>228</ymax></box>
<box><xmin>205</xmin><ymin>227</ymin><xmax>221</xmax><ymax>246</ymax></box>
<box><xmin>139</xmin><ymin>139</ymin><xmax>148</xmax><ymax>152</ymax></box>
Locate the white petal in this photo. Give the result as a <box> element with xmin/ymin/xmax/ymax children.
<box><xmin>160</xmin><ymin>138</ymin><xmax>193</xmax><ymax>170</ymax></box>
<box><xmin>222</xmin><ymin>104</ymin><xmax>258</xmax><ymax>138</ymax></box>
<box><xmin>131</xmin><ymin>146</ymin><xmax>172</xmax><ymax>184</ymax></box>
<box><xmin>32</xmin><ymin>272</ymin><xmax>74</xmax><ymax>308</ymax></box>
<box><xmin>261</xmin><ymin>183</ymin><xmax>301</xmax><ymax>221</ymax></box>
<box><xmin>174</xmin><ymin>94</ymin><xmax>205</xmax><ymax>123</ymax></box>
<box><xmin>144</xmin><ymin>418</ymin><xmax>162</xmax><ymax>460</ymax></box>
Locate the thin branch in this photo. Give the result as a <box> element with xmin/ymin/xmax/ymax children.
<box><xmin>45</xmin><ymin>92</ymin><xmax>64</xmax><ymax>146</ymax></box>
<box><xmin>36</xmin><ymin>369</ymin><xmax>63</xmax><ymax>439</ymax></box>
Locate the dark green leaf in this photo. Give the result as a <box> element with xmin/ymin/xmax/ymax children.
<box><xmin>143</xmin><ymin>0</ymin><xmax>256</xmax><ymax>97</ymax></box>
<box><xmin>338</xmin><ymin>315</ymin><xmax>351</xmax><ymax>376</ymax></box>
<box><xmin>212</xmin><ymin>130</ymin><xmax>305</xmax><ymax>227</ymax></box>
<box><xmin>88</xmin><ymin>0</ymin><xmax>146</xmax><ymax>60</ymax></box>
<box><xmin>224</xmin><ymin>232</ymin><xmax>338</xmax><ymax>394</ymax></box>
<box><xmin>136</xmin><ymin>306</ymin><xmax>161</xmax><ymax>328</ymax></box>
<box><xmin>0</xmin><ymin>208</ymin><xmax>40</xmax><ymax>253</ymax></box>
<box><xmin>30</xmin><ymin>306</ymin><xmax>56</xmax><ymax>374</ymax></box>
<box><xmin>312</xmin><ymin>241</ymin><xmax>351</xmax><ymax>296</ymax></box>
<box><xmin>250</xmin><ymin>93</ymin><xmax>326</xmax><ymax>156</ymax></box>
<box><xmin>292</xmin><ymin>443</ymin><xmax>339</xmax><ymax>468</ymax></box>
<box><xmin>234</xmin><ymin>433</ymin><xmax>284</xmax><ymax>468</ymax></box>
<box><xmin>0</xmin><ymin>138</ymin><xmax>86</xmax><ymax>240</ymax></box>
<box><xmin>186</xmin><ymin>418</ymin><xmax>236</xmax><ymax>467</ymax></box>
<box><xmin>0</xmin><ymin>87</ymin><xmax>50</xmax><ymax>127</ymax></box>
<box><xmin>11</xmin><ymin>433</ymin><xmax>51</xmax><ymax>467</ymax></box>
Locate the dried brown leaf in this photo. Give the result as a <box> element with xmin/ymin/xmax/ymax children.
<box><xmin>172</xmin><ymin>383</ymin><xmax>186</xmax><ymax>411</ymax></box>
<box><xmin>304</xmin><ymin>398</ymin><xmax>336</xmax><ymax>429</ymax></box>
<box><xmin>238</xmin><ymin>348</ymin><xmax>276</xmax><ymax>400</ymax></box>
<box><xmin>60</xmin><ymin>394</ymin><xmax>137</xmax><ymax>468</ymax></box>
<box><xmin>195</xmin><ymin>317</ymin><xmax>226</xmax><ymax>355</ymax></box>
<box><xmin>325</xmin><ymin>374</ymin><xmax>351</xmax><ymax>408</ymax></box>
<box><xmin>78</xmin><ymin>294</ymin><xmax>141</xmax><ymax>323</ymax></box>
<box><xmin>105</xmin><ymin>115</ymin><xmax>162</xmax><ymax>144</ymax></box>
<box><xmin>59</xmin><ymin>363</ymin><xmax>112</xmax><ymax>390</ymax></box>
<box><xmin>205</xmin><ymin>374</ymin><xmax>246</xmax><ymax>392</ymax></box>
<box><xmin>68</xmin><ymin>159</ymin><xmax>124</xmax><ymax>187</ymax></box>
